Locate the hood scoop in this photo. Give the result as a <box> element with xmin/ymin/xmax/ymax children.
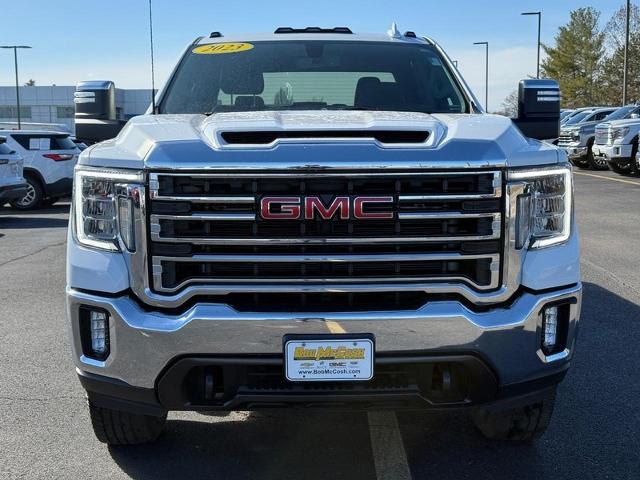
<box><xmin>200</xmin><ymin>110</ymin><xmax>444</xmax><ymax>149</ymax></box>
<box><xmin>220</xmin><ymin>129</ymin><xmax>430</xmax><ymax>145</ymax></box>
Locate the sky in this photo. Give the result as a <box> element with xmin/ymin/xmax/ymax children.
<box><xmin>0</xmin><ymin>0</ymin><xmax>626</xmax><ymax>111</ymax></box>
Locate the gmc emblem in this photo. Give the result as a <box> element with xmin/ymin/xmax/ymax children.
<box><xmin>260</xmin><ymin>196</ymin><xmax>394</xmax><ymax>220</ymax></box>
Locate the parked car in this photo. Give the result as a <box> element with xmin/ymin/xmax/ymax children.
<box><xmin>560</xmin><ymin>109</ymin><xmax>574</xmax><ymax>121</ymax></box>
<box><xmin>593</xmin><ymin>108</ymin><xmax>640</xmax><ymax>175</ymax></box>
<box><xmin>0</xmin><ymin>136</ymin><xmax>26</xmax><ymax>205</ymax></box>
<box><xmin>2</xmin><ymin>130</ymin><xmax>80</xmax><ymax>209</ymax></box>
<box><xmin>557</xmin><ymin>107</ymin><xmax>617</xmax><ymax>169</ymax></box>
<box><xmin>561</xmin><ymin>107</ymin><xmax>598</xmax><ymax>125</ymax></box>
<box><xmin>71</xmin><ymin>137</ymin><xmax>89</xmax><ymax>151</ymax></box>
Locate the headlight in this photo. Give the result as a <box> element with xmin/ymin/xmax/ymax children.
<box><xmin>570</xmin><ymin>130</ymin><xmax>581</xmax><ymax>141</ymax></box>
<box><xmin>73</xmin><ymin>168</ymin><xmax>143</xmax><ymax>251</ymax></box>
<box><xmin>510</xmin><ymin>166</ymin><xmax>572</xmax><ymax>249</ymax></box>
<box><xmin>611</xmin><ymin>127</ymin><xmax>630</xmax><ymax>140</ymax></box>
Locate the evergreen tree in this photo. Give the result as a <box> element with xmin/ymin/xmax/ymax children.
<box><xmin>541</xmin><ymin>7</ymin><xmax>605</xmax><ymax>108</ymax></box>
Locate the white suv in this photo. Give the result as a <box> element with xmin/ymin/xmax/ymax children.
<box><xmin>0</xmin><ymin>137</ymin><xmax>26</xmax><ymax>205</ymax></box>
<box><xmin>2</xmin><ymin>130</ymin><xmax>80</xmax><ymax>209</ymax></box>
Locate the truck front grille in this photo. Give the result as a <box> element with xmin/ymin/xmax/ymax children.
<box><xmin>595</xmin><ymin>127</ymin><xmax>611</xmax><ymax>146</ymax></box>
<box><xmin>147</xmin><ymin>171</ymin><xmax>503</xmax><ymax>295</ymax></box>
<box><xmin>557</xmin><ymin>133</ymin><xmax>574</xmax><ymax>147</ymax></box>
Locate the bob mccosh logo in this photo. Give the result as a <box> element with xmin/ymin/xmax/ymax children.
<box><xmin>260</xmin><ymin>196</ymin><xmax>394</xmax><ymax>220</ymax></box>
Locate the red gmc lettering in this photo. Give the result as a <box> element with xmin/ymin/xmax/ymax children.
<box><xmin>260</xmin><ymin>196</ymin><xmax>301</xmax><ymax>219</ymax></box>
<box><xmin>304</xmin><ymin>196</ymin><xmax>349</xmax><ymax>220</ymax></box>
<box><xmin>353</xmin><ymin>196</ymin><xmax>394</xmax><ymax>219</ymax></box>
<box><xmin>260</xmin><ymin>196</ymin><xmax>394</xmax><ymax>220</ymax></box>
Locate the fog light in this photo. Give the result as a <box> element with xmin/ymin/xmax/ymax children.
<box><xmin>542</xmin><ymin>306</ymin><xmax>558</xmax><ymax>351</ymax></box>
<box><xmin>80</xmin><ymin>307</ymin><xmax>110</xmax><ymax>360</ymax></box>
<box><xmin>90</xmin><ymin>311</ymin><xmax>109</xmax><ymax>356</ymax></box>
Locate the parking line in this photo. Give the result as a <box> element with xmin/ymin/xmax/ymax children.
<box><xmin>368</xmin><ymin>411</ymin><xmax>412</xmax><ymax>480</ymax></box>
<box><xmin>574</xmin><ymin>171</ymin><xmax>640</xmax><ymax>186</ymax></box>
<box><xmin>325</xmin><ymin>320</ymin><xmax>347</xmax><ymax>333</ymax></box>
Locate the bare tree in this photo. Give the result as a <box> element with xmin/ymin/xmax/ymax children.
<box><xmin>495</xmin><ymin>90</ymin><xmax>518</xmax><ymax>117</ymax></box>
<box><xmin>604</xmin><ymin>3</ymin><xmax>640</xmax><ymax>53</ymax></box>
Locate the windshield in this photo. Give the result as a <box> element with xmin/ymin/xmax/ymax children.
<box><xmin>564</xmin><ymin>111</ymin><xmax>591</xmax><ymax>125</ymax></box>
<box><xmin>605</xmin><ymin>105</ymin><xmax>638</xmax><ymax>121</ymax></box>
<box><xmin>160</xmin><ymin>40</ymin><xmax>469</xmax><ymax>115</ymax></box>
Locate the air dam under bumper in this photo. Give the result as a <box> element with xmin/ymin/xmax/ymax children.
<box><xmin>68</xmin><ymin>284</ymin><xmax>581</xmax><ymax>412</ymax></box>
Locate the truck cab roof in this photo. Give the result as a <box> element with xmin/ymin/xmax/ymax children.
<box><xmin>193</xmin><ymin>28</ymin><xmax>432</xmax><ymax>46</ymax></box>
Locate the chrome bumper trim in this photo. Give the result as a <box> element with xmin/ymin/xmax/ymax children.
<box><xmin>68</xmin><ymin>283</ymin><xmax>582</xmax><ymax>389</ymax></box>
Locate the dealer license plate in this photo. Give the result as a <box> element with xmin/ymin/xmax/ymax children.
<box><xmin>284</xmin><ymin>336</ymin><xmax>374</xmax><ymax>382</ymax></box>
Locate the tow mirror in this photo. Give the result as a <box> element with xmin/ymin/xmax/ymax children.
<box><xmin>631</xmin><ymin>113</ymin><xmax>639</xmax><ymax>119</ymax></box>
<box><xmin>74</xmin><ymin>80</ymin><xmax>127</xmax><ymax>145</ymax></box>
<box><xmin>512</xmin><ymin>79</ymin><xmax>560</xmax><ymax>140</ymax></box>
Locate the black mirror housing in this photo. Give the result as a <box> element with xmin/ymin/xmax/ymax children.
<box><xmin>74</xmin><ymin>80</ymin><xmax>127</xmax><ymax>145</ymax></box>
<box><xmin>512</xmin><ymin>79</ymin><xmax>560</xmax><ymax>140</ymax></box>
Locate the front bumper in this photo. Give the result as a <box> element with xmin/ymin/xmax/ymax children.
<box><xmin>0</xmin><ymin>183</ymin><xmax>28</xmax><ymax>201</ymax></box>
<box><xmin>68</xmin><ymin>283</ymin><xmax>582</xmax><ymax>411</ymax></box>
<box><xmin>560</xmin><ymin>145</ymin><xmax>587</xmax><ymax>160</ymax></box>
<box><xmin>592</xmin><ymin>144</ymin><xmax>633</xmax><ymax>162</ymax></box>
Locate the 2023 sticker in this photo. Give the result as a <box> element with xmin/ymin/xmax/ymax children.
<box><xmin>192</xmin><ymin>43</ymin><xmax>254</xmax><ymax>54</ymax></box>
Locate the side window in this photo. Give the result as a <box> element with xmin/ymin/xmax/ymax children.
<box><xmin>29</xmin><ymin>138</ymin><xmax>51</xmax><ymax>150</ymax></box>
<box><xmin>10</xmin><ymin>135</ymin><xmax>32</xmax><ymax>149</ymax></box>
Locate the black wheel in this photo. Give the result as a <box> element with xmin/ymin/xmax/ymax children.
<box><xmin>589</xmin><ymin>155</ymin><xmax>609</xmax><ymax>170</ymax></box>
<box><xmin>472</xmin><ymin>388</ymin><xmax>556</xmax><ymax>443</ymax></box>
<box><xmin>88</xmin><ymin>399</ymin><xmax>167</xmax><ymax>445</ymax></box>
<box><xmin>9</xmin><ymin>175</ymin><xmax>43</xmax><ymax>210</ymax></box>
<box><xmin>586</xmin><ymin>141</ymin><xmax>608</xmax><ymax>170</ymax></box>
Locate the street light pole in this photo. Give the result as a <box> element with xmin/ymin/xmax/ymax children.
<box><xmin>522</xmin><ymin>12</ymin><xmax>542</xmax><ymax>78</ymax></box>
<box><xmin>623</xmin><ymin>0</ymin><xmax>630</xmax><ymax>105</ymax></box>
<box><xmin>1</xmin><ymin>45</ymin><xmax>32</xmax><ymax>129</ymax></box>
<box><xmin>474</xmin><ymin>42</ymin><xmax>489</xmax><ymax>111</ymax></box>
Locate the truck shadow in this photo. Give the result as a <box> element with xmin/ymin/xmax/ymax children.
<box><xmin>0</xmin><ymin>203</ymin><xmax>69</xmax><ymax>229</ymax></box>
<box><xmin>107</xmin><ymin>282</ymin><xmax>640</xmax><ymax>480</ymax></box>
<box><xmin>397</xmin><ymin>281</ymin><xmax>640</xmax><ymax>479</ymax></box>
<box><xmin>109</xmin><ymin>410</ymin><xmax>377</xmax><ymax>480</ymax></box>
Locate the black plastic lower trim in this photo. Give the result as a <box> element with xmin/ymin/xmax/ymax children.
<box><xmin>44</xmin><ymin>177</ymin><xmax>72</xmax><ymax>197</ymax></box>
<box><xmin>77</xmin><ymin>369</ymin><xmax>165</xmax><ymax>417</ymax></box>
<box><xmin>0</xmin><ymin>183</ymin><xmax>27</xmax><ymax>201</ymax></box>
<box><xmin>77</xmin><ymin>357</ymin><xmax>568</xmax><ymax>416</ymax></box>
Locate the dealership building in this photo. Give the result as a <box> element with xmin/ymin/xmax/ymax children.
<box><xmin>0</xmin><ymin>85</ymin><xmax>151</xmax><ymax>133</ymax></box>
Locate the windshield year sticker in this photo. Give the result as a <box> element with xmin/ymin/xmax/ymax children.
<box><xmin>192</xmin><ymin>43</ymin><xmax>254</xmax><ymax>55</ymax></box>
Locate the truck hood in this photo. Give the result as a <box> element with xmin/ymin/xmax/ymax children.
<box><xmin>596</xmin><ymin>117</ymin><xmax>640</xmax><ymax>129</ymax></box>
<box><xmin>81</xmin><ymin>111</ymin><xmax>561</xmax><ymax>170</ymax></box>
<box><xmin>561</xmin><ymin>119</ymin><xmax>602</xmax><ymax>132</ymax></box>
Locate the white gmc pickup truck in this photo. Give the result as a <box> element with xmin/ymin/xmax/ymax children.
<box><xmin>67</xmin><ymin>26</ymin><xmax>581</xmax><ymax>445</ymax></box>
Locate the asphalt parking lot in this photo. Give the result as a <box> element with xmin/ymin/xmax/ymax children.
<box><xmin>1</xmin><ymin>170</ymin><xmax>639</xmax><ymax>480</ymax></box>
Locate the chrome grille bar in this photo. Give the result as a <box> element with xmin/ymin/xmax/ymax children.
<box><xmin>149</xmin><ymin>233</ymin><xmax>501</xmax><ymax>244</ymax></box>
<box><xmin>153</xmin><ymin>252</ymin><xmax>498</xmax><ymax>263</ymax></box>
<box><xmin>152</xmin><ymin>213</ymin><xmax>256</xmax><ymax>221</ymax></box>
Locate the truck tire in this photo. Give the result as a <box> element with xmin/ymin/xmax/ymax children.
<box><xmin>9</xmin><ymin>174</ymin><xmax>43</xmax><ymax>210</ymax></box>
<box><xmin>88</xmin><ymin>399</ymin><xmax>167</xmax><ymax>445</ymax></box>
<box><xmin>42</xmin><ymin>197</ymin><xmax>60</xmax><ymax>207</ymax></box>
<box><xmin>472</xmin><ymin>388</ymin><xmax>556</xmax><ymax>443</ymax></box>
<box><xmin>586</xmin><ymin>140</ymin><xmax>608</xmax><ymax>170</ymax></box>
<box><xmin>609</xmin><ymin>162</ymin><xmax>633</xmax><ymax>175</ymax></box>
